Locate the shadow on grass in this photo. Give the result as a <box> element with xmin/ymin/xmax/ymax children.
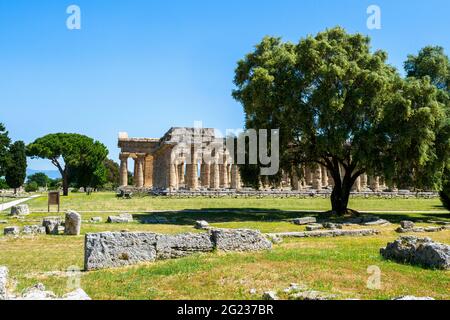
<box><xmin>132</xmin><ymin>208</ymin><xmax>450</xmax><ymax>225</ymax></box>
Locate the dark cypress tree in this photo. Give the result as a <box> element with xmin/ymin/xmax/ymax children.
<box><xmin>5</xmin><ymin>141</ymin><xmax>27</xmax><ymax>194</ymax></box>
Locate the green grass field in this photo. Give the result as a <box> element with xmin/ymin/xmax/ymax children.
<box><xmin>0</xmin><ymin>192</ymin><xmax>449</xmax><ymax>300</ymax></box>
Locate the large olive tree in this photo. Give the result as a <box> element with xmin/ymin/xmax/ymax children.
<box><xmin>233</xmin><ymin>27</ymin><xmax>449</xmax><ymax>215</ymax></box>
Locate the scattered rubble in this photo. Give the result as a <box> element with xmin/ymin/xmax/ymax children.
<box><xmin>380</xmin><ymin>236</ymin><xmax>450</xmax><ymax>269</ymax></box>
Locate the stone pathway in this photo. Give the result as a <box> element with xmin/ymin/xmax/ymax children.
<box><xmin>0</xmin><ymin>195</ymin><xmax>40</xmax><ymax>212</ymax></box>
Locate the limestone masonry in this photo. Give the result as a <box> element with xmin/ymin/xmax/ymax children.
<box><xmin>84</xmin><ymin>229</ymin><xmax>272</xmax><ymax>270</ymax></box>
<box><xmin>117</xmin><ymin>127</ymin><xmax>390</xmax><ymax>193</ymax></box>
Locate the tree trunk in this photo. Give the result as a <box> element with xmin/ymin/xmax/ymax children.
<box><xmin>328</xmin><ymin>161</ymin><xmax>359</xmax><ymax>216</ymax></box>
<box><xmin>330</xmin><ymin>183</ymin><xmax>351</xmax><ymax>215</ymax></box>
<box><xmin>62</xmin><ymin>172</ymin><xmax>69</xmax><ymax>196</ymax></box>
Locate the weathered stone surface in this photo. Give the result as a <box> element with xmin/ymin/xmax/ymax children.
<box><xmin>396</xmin><ymin>226</ymin><xmax>444</xmax><ymax>233</ymax></box>
<box><xmin>323</xmin><ymin>222</ymin><xmax>342</xmax><ymax>229</ymax></box>
<box><xmin>428</xmin><ymin>220</ymin><xmax>450</xmax><ymax>226</ymax></box>
<box><xmin>4</xmin><ymin>226</ymin><xmax>19</xmax><ymax>236</ymax></box>
<box><xmin>65</xmin><ymin>210</ymin><xmax>81</xmax><ymax>235</ymax></box>
<box><xmin>107</xmin><ymin>213</ymin><xmax>133</xmax><ymax>223</ymax></box>
<box><xmin>262</xmin><ymin>291</ymin><xmax>278</xmax><ymax>300</ymax></box>
<box><xmin>0</xmin><ymin>266</ymin><xmax>7</xmax><ymax>300</ymax></box>
<box><xmin>306</xmin><ymin>224</ymin><xmax>323</xmax><ymax>231</ymax></box>
<box><xmin>266</xmin><ymin>234</ymin><xmax>283</xmax><ymax>244</ymax></box>
<box><xmin>400</xmin><ymin>221</ymin><xmax>415</xmax><ymax>229</ymax></box>
<box><xmin>268</xmin><ymin>229</ymin><xmax>380</xmax><ymax>238</ymax></box>
<box><xmin>195</xmin><ymin>220</ymin><xmax>210</xmax><ymax>230</ymax></box>
<box><xmin>61</xmin><ymin>288</ymin><xmax>91</xmax><ymax>300</ymax></box>
<box><xmin>20</xmin><ymin>283</ymin><xmax>57</xmax><ymax>300</ymax></box>
<box><xmin>85</xmin><ymin>229</ymin><xmax>272</xmax><ymax>270</ymax></box>
<box><xmin>380</xmin><ymin>236</ymin><xmax>450</xmax><ymax>270</ymax></box>
<box><xmin>155</xmin><ymin>232</ymin><xmax>214</xmax><ymax>259</ymax></box>
<box><xmin>290</xmin><ymin>290</ymin><xmax>337</xmax><ymax>300</ymax></box>
<box><xmin>211</xmin><ymin>229</ymin><xmax>272</xmax><ymax>252</ymax></box>
<box><xmin>42</xmin><ymin>217</ymin><xmax>62</xmax><ymax>235</ymax></box>
<box><xmin>10</xmin><ymin>204</ymin><xmax>29</xmax><ymax>216</ymax></box>
<box><xmin>392</xmin><ymin>295</ymin><xmax>434</xmax><ymax>300</ymax></box>
<box><xmin>22</xmin><ymin>225</ymin><xmax>46</xmax><ymax>235</ymax></box>
<box><xmin>424</xmin><ymin>227</ymin><xmax>444</xmax><ymax>232</ymax></box>
<box><xmin>85</xmin><ymin>232</ymin><xmax>158</xmax><ymax>270</ymax></box>
<box><xmin>292</xmin><ymin>217</ymin><xmax>316</xmax><ymax>225</ymax></box>
<box><xmin>362</xmin><ymin>219</ymin><xmax>390</xmax><ymax>226</ymax></box>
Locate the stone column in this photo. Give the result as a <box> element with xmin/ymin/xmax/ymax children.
<box><xmin>370</xmin><ymin>176</ymin><xmax>380</xmax><ymax>192</ymax></box>
<box><xmin>135</xmin><ymin>154</ymin><xmax>145</xmax><ymax>188</ymax></box>
<box><xmin>321</xmin><ymin>166</ymin><xmax>328</xmax><ymax>187</ymax></box>
<box><xmin>144</xmin><ymin>156</ymin><xmax>153</xmax><ymax>188</ymax></box>
<box><xmin>305</xmin><ymin>166</ymin><xmax>313</xmax><ymax>186</ymax></box>
<box><xmin>327</xmin><ymin>171</ymin><xmax>334</xmax><ymax>188</ymax></box>
<box><xmin>210</xmin><ymin>159</ymin><xmax>220</xmax><ymax>190</ymax></box>
<box><xmin>178</xmin><ymin>162</ymin><xmax>185</xmax><ymax>186</ymax></box>
<box><xmin>291</xmin><ymin>173</ymin><xmax>301</xmax><ymax>191</ymax></box>
<box><xmin>119</xmin><ymin>153</ymin><xmax>129</xmax><ymax>187</ymax></box>
<box><xmin>312</xmin><ymin>167</ymin><xmax>322</xmax><ymax>190</ymax></box>
<box><xmin>360</xmin><ymin>173</ymin><xmax>368</xmax><ymax>190</ymax></box>
<box><xmin>219</xmin><ymin>154</ymin><xmax>229</xmax><ymax>188</ymax></box>
<box><xmin>201</xmin><ymin>162</ymin><xmax>211</xmax><ymax>188</ymax></box>
<box><xmin>352</xmin><ymin>176</ymin><xmax>361</xmax><ymax>192</ymax></box>
<box><xmin>187</xmin><ymin>149</ymin><xmax>198</xmax><ymax>190</ymax></box>
<box><xmin>169</xmin><ymin>162</ymin><xmax>178</xmax><ymax>190</ymax></box>
<box><xmin>230</xmin><ymin>164</ymin><xmax>240</xmax><ymax>190</ymax></box>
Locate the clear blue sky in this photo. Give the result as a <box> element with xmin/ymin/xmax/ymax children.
<box><xmin>0</xmin><ymin>0</ymin><xmax>449</xmax><ymax>170</ymax></box>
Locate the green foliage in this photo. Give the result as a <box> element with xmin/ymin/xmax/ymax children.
<box><xmin>403</xmin><ymin>45</ymin><xmax>450</xmax><ymax>192</ymax></box>
<box><xmin>0</xmin><ymin>177</ymin><xmax>9</xmax><ymax>189</ymax></box>
<box><xmin>103</xmin><ymin>158</ymin><xmax>120</xmax><ymax>187</ymax></box>
<box><xmin>26</xmin><ymin>133</ymin><xmax>108</xmax><ymax>195</ymax></box>
<box><xmin>48</xmin><ymin>178</ymin><xmax>62</xmax><ymax>190</ymax></box>
<box><xmin>25</xmin><ymin>181</ymin><xmax>39</xmax><ymax>192</ymax></box>
<box><xmin>405</xmin><ymin>46</ymin><xmax>450</xmax><ymax>91</ymax></box>
<box><xmin>5</xmin><ymin>141</ymin><xmax>27</xmax><ymax>192</ymax></box>
<box><xmin>27</xmin><ymin>172</ymin><xmax>50</xmax><ymax>187</ymax></box>
<box><xmin>233</xmin><ymin>27</ymin><xmax>450</xmax><ymax>214</ymax></box>
<box><xmin>0</xmin><ymin>123</ymin><xmax>11</xmax><ymax>177</ymax></box>
<box><xmin>239</xmin><ymin>164</ymin><xmax>260</xmax><ymax>189</ymax></box>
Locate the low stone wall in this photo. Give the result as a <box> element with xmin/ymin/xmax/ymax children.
<box><xmin>119</xmin><ymin>187</ymin><xmax>439</xmax><ymax>199</ymax></box>
<box><xmin>380</xmin><ymin>236</ymin><xmax>450</xmax><ymax>270</ymax></box>
<box><xmin>84</xmin><ymin>229</ymin><xmax>272</xmax><ymax>271</ymax></box>
<box><xmin>267</xmin><ymin>229</ymin><xmax>380</xmax><ymax>238</ymax></box>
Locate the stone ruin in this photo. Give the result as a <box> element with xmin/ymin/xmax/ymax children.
<box><xmin>10</xmin><ymin>204</ymin><xmax>30</xmax><ymax>216</ymax></box>
<box><xmin>117</xmin><ymin>127</ymin><xmax>390</xmax><ymax>194</ymax></box>
<box><xmin>84</xmin><ymin>229</ymin><xmax>272</xmax><ymax>270</ymax></box>
<box><xmin>0</xmin><ymin>266</ymin><xmax>90</xmax><ymax>300</ymax></box>
<box><xmin>380</xmin><ymin>236</ymin><xmax>450</xmax><ymax>270</ymax></box>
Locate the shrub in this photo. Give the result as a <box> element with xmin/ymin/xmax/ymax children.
<box><xmin>0</xmin><ymin>178</ymin><xmax>9</xmax><ymax>189</ymax></box>
<box><xmin>25</xmin><ymin>181</ymin><xmax>39</xmax><ymax>192</ymax></box>
<box><xmin>440</xmin><ymin>182</ymin><xmax>450</xmax><ymax>210</ymax></box>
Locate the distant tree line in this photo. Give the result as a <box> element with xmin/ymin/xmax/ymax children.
<box><xmin>0</xmin><ymin>127</ymin><xmax>123</xmax><ymax>195</ymax></box>
<box><xmin>0</xmin><ymin>124</ymin><xmax>26</xmax><ymax>194</ymax></box>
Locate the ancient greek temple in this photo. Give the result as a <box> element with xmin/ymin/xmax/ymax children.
<box><xmin>118</xmin><ymin>127</ymin><xmax>385</xmax><ymax>192</ymax></box>
<box><xmin>118</xmin><ymin>127</ymin><xmax>241</xmax><ymax>191</ymax></box>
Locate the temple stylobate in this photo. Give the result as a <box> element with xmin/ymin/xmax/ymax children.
<box><xmin>118</xmin><ymin>127</ymin><xmax>386</xmax><ymax>192</ymax></box>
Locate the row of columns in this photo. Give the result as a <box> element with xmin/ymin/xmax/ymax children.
<box><xmin>289</xmin><ymin>164</ymin><xmax>385</xmax><ymax>192</ymax></box>
<box><xmin>119</xmin><ymin>151</ymin><xmax>241</xmax><ymax>191</ymax></box>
